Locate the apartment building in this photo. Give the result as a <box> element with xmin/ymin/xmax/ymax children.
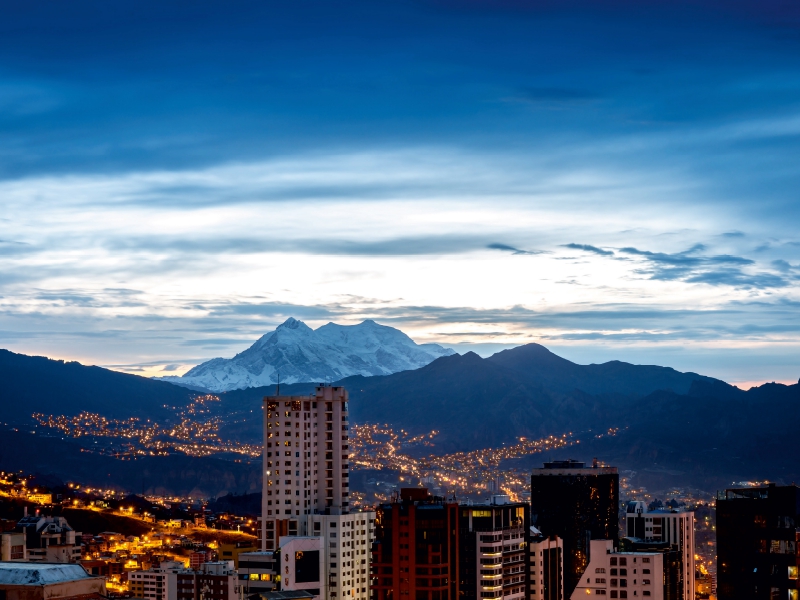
<box><xmin>458</xmin><ymin>495</ymin><xmax>528</xmax><ymax>600</ymax></box>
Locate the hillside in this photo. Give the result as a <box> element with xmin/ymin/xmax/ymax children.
<box><xmin>0</xmin><ymin>349</ymin><xmax>194</xmax><ymax>424</ymax></box>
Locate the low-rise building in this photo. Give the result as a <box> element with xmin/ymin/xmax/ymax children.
<box><xmin>220</xmin><ymin>541</ymin><xmax>258</xmax><ymax>568</ymax></box>
<box><xmin>238</xmin><ymin>551</ymin><xmax>279</xmax><ymax>596</ymax></box>
<box><xmin>176</xmin><ymin>561</ymin><xmax>239</xmax><ymax>600</ymax></box>
<box><xmin>0</xmin><ymin>561</ymin><xmax>106</xmax><ymax>600</ymax></box>
<box><xmin>128</xmin><ymin>560</ymin><xmax>184</xmax><ymax>600</ymax></box>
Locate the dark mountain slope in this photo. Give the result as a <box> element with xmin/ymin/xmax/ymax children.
<box><xmin>342</xmin><ymin>352</ymin><xmax>622</xmax><ymax>450</ymax></box>
<box><xmin>487</xmin><ymin>343</ymin><xmax>717</xmax><ymax>396</ymax></box>
<box><xmin>0</xmin><ymin>349</ymin><xmax>194</xmax><ymax>423</ymax></box>
<box><xmin>569</xmin><ymin>380</ymin><xmax>800</xmax><ymax>488</ymax></box>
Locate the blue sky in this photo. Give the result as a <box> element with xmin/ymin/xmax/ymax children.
<box><xmin>1</xmin><ymin>0</ymin><xmax>799</xmax><ymax>386</ymax></box>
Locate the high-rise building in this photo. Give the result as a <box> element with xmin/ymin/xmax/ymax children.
<box><xmin>371</xmin><ymin>488</ymin><xmax>460</xmax><ymax>600</ymax></box>
<box><xmin>570</xmin><ymin>539</ymin><xmax>681</xmax><ymax>600</ymax></box>
<box><xmin>716</xmin><ymin>483</ymin><xmax>800</xmax><ymax>600</ymax></box>
<box><xmin>622</xmin><ymin>502</ymin><xmax>695</xmax><ymax>600</ymax></box>
<box><xmin>458</xmin><ymin>495</ymin><xmax>529</xmax><ymax>600</ymax></box>
<box><xmin>530</xmin><ymin>460</ymin><xmax>619</xmax><ymax>598</ymax></box>
<box><xmin>262</xmin><ymin>386</ymin><xmax>351</xmax><ymax>543</ymax></box>
<box><xmin>261</xmin><ymin>385</ymin><xmax>374</xmax><ymax>600</ymax></box>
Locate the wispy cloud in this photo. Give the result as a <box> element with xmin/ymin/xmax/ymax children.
<box><xmin>487</xmin><ymin>243</ymin><xmax>543</xmax><ymax>255</ymax></box>
<box><xmin>614</xmin><ymin>244</ymin><xmax>789</xmax><ymax>288</ymax></box>
<box><xmin>562</xmin><ymin>243</ymin><xmax>614</xmax><ymax>256</ymax></box>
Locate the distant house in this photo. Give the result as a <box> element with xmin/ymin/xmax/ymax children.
<box><xmin>16</xmin><ymin>515</ymin><xmax>82</xmax><ymax>563</ymax></box>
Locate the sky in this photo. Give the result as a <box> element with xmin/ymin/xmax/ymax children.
<box><xmin>2</xmin><ymin>0</ymin><xmax>800</xmax><ymax>387</ymax></box>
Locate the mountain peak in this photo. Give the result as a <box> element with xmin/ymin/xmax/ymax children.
<box><xmin>277</xmin><ymin>317</ymin><xmax>308</xmax><ymax>331</ymax></box>
<box><xmin>162</xmin><ymin>318</ymin><xmax>455</xmax><ymax>392</ymax></box>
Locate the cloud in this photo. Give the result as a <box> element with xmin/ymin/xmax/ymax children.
<box><xmin>772</xmin><ymin>259</ymin><xmax>800</xmax><ymax>272</ymax></box>
<box><xmin>487</xmin><ymin>243</ymin><xmax>543</xmax><ymax>255</ymax></box>
<box><xmin>109</xmin><ymin>235</ymin><xmax>529</xmax><ymax>257</ymax></box>
<box><xmin>562</xmin><ymin>243</ymin><xmax>614</xmax><ymax>256</ymax></box>
<box><xmin>722</xmin><ymin>231</ymin><xmax>745</xmax><ymax>238</ymax></box>
<box><xmin>611</xmin><ymin>244</ymin><xmax>789</xmax><ymax>288</ymax></box>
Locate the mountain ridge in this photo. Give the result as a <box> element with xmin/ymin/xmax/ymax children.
<box><xmin>2</xmin><ymin>343</ymin><xmax>797</xmax><ymax>493</ymax></box>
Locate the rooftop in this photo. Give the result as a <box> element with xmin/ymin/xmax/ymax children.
<box><xmin>254</xmin><ymin>591</ymin><xmax>316</xmax><ymax>600</ymax></box>
<box><xmin>0</xmin><ymin>562</ymin><xmax>97</xmax><ymax>586</ymax></box>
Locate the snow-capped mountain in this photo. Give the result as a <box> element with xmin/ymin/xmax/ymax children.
<box><xmin>159</xmin><ymin>318</ymin><xmax>455</xmax><ymax>392</ymax></box>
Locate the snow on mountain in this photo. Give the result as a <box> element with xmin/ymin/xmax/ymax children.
<box><xmin>159</xmin><ymin>318</ymin><xmax>455</xmax><ymax>392</ymax></box>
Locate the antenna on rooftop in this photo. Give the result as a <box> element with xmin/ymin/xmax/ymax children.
<box><xmin>276</xmin><ymin>369</ymin><xmax>281</xmax><ymax>396</ymax></box>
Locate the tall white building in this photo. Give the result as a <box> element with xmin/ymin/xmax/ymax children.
<box><xmin>623</xmin><ymin>502</ymin><xmax>695</xmax><ymax>600</ymax></box>
<box><xmin>261</xmin><ymin>385</ymin><xmax>374</xmax><ymax>600</ymax></box>
<box><xmin>529</xmin><ymin>533</ymin><xmax>564</xmax><ymax>600</ymax></box>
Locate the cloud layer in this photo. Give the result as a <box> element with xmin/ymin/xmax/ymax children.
<box><xmin>1</xmin><ymin>0</ymin><xmax>799</xmax><ymax>385</ymax></box>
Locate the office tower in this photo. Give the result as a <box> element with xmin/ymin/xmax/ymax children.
<box><xmin>622</xmin><ymin>501</ymin><xmax>695</xmax><ymax>600</ymax></box>
<box><xmin>371</xmin><ymin>488</ymin><xmax>460</xmax><ymax>600</ymax></box>
<box><xmin>530</xmin><ymin>459</ymin><xmax>619</xmax><ymax>598</ymax></box>
<box><xmin>570</xmin><ymin>539</ymin><xmax>681</xmax><ymax>600</ymax></box>
<box><xmin>458</xmin><ymin>495</ymin><xmax>529</xmax><ymax>600</ymax></box>
<box><xmin>261</xmin><ymin>385</ymin><xmax>374</xmax><ymax>600</ymax></box>
<box><xmin>716</xmin><ymin>483</ymin><xmax>800</xmax><ymax>600</ymax></box>
<box><xmin>529</xmin><ymin>532</ymin><xmax>564</xmax><ymax>600</ymax></box>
